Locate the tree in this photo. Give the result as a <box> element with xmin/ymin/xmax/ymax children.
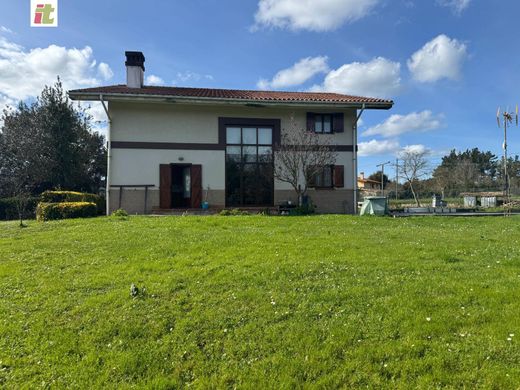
<box><xmin>0</xmin><ymin>103</ymin><xmax>47</xmax><ymax>226</ymax></box>
<box><xmin>432</xmin><ymin>148</ymin><xmax>498</xmax><ymax>195</ymax></box>
<box><xmin>368</xmin><ymin>171</ymin><xmax>390</xmax><ymax>189</ymax></box>
<box><xmin>398</xmin><ymin>149</ymin><xmax>429</xmax><ymax>207</ymax></box>
<box><xmin>0</xmin><ymin>79</ymin><xmax>107</xmax><ymax>223</ymax></box>
<box><xmin>274</xmin><ymin>118</ymin><xmax>337</xmax><ymax>205</ymax></box>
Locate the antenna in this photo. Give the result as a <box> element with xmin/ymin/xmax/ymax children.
<box><xmin>497</xmin><ymin>105</ymin><xmax>519</xmax><ymax>215</ymax></box>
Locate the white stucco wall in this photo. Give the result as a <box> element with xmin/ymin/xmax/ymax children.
<box><xmin>108</xmin><ymin>101</ymin><xmax>357</xmax><ymax>192</ymax></box>
<box><xmin>111</xmin><ymin>149</ymin><xmax>225</xmax><ymax>189</ymax></box>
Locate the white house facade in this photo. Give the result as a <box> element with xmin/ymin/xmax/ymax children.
<box><xmin>69</xmin><ymin>52</ymin><xmax>393</xmax><ymax>215</ymax></box>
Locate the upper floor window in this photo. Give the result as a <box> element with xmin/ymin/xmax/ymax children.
<box><xmin>307</xmin><ymin>112</ymin><xmax>344</xmax><ymax>134</ymax></box>
<box><xmin>314</xmin><ymin>114</ymin><xmax>332</xmax><ymax>134</ymax></box>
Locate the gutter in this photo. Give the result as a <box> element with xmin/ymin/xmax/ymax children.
<box><xmin>100</xmin><ymin>94</ymin><xmax>112</xmax><ymax>216</ymax></box>
<box><xmin>69</xmin><ymin>92</ymin><xmax>393</xmax><ymax>110</ymax></box>
<box><xmin>353</xmin><ymin>103</ymin><xmax>366</xmax><ymax>214</ymax></box>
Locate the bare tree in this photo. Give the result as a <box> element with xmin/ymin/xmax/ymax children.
<box><xmin>398</xmin><ymin>149</ymin><xmax>430</xmax><ymax>207</ymax></box>
<box><xmin>274</xmin><ymin>117</ymin><xmax>337</xmax><ymax>205</ymax></box>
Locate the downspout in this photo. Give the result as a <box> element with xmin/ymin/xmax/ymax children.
<box><xmin>100</xmin><ymin>94</ymin><xmax>112</xmax><ymax>216</ymax></box>
<box><xmin>353</xmin><ymin>104</ymin><xmax>365</xmax><ymax>214</ymax></box>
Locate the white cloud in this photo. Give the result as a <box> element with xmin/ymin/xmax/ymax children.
<box><xmin>1</xmin><ymin>26</ymin><xmax>13</xmax><ymax>34</ymax></box>
<box><xmin>407</xmin><ymin>34</ymin><xmax>468</xmax><ymax>83</ymax></box>
<box><xmin>401</xmin><ymin>144</ymin><xmax>430</xmax><ymax>155</ymax></box>
<box><xmin>359</xmin><ymin>139</ymin><xmax>430</xmax><ymax>157</ymax></box>
<box><xmin>0</xmin><ymin>33</ymin><xmax>113</xmax><ymax>131</ymax></box>
<box><xmin>172</xmin><ymin>71</ymin><xmax>213</xmax><ymax>86</ymax></box>
<box><xmin>97</xmin><ymin>62</ymin><xmax>113</xmax><ymax>80</ymax></box>
<box><xmin>363</xmin><ymin>110</ymin><xmax>443</xmax><ymax>138</ymax></box>
<box><xmin>257</xmin><ymin>56</ymin><xmax>329</xmax><ymax>90</ymax></box>
<box><xmin>358</xmin><ymin>139</ymin><xmax>400</xmax><ymax>156</ymax></box>
<box><xmin>0</xmin><ymin>36</ymin><xmax>110</xmax><ymax>104</ymax></box>
<box><xmin>254</xmin><ymin>0</ymin><xmax>379</xmax><ymax>31</ymax></box>
<box><xmin>312</xmin><ymin>57</ymin><xmax>401</xmax><ymax>98</ymax></box>
<box><xmin>437</xmin><ymin>0</ymin><xmax>471</xmax><ymax>14</ymax></box>
<box><xmin>82</xmin><ymin>101</ymin><xmax>107</xmax><ymax>123</ymax></box>
<box><xmin>145</xmin><ymin>74</ymin><xmax>164</xmax><ymax>86</ymax></box>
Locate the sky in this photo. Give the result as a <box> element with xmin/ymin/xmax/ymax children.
<box><xmin>1</xmin><ymin>0</ymin><xmax>520</xmax><ymax>177</ymax></box>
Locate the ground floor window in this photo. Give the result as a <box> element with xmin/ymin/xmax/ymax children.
<box><xmin>313</xmin><ymin>165</ymin><xmax>334</xmax><ymax>188</ymax></box>
<box><xmin>225</xmin><ymin>126</ymin><xmax>274</xmax><ymax>207</ymax></box>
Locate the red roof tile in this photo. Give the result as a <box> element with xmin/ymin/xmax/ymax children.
<box><xmin>68</xmin><ymin>84</ymin><xmax>393</xmax><ymax>107</ymax></box>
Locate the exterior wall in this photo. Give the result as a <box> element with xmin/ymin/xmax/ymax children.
<box><xmin>111</xmin><ymin>188</ymin><xmax>354</xmax><ymax>215</ymax></box>
<box><xmin>108</xmin><ymin>101</ymin><xmax>358</xmax><ymax>214</ymax></box>
<box><xmin>274</xmin><ymin>189</ymin><xmax>355</xmax><ymax>214</ymax></box>
<box><xmin>108</xmin><ymin>189</ymin><xmax>224</xmax><ymax>214</ymax></box>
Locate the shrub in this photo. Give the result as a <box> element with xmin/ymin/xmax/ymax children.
<box><xmin>36</xmin><ymin>202</ymin><xmax>98</xmax><ymax>221</ymax></box>
<box><xmin>40</xmin><ymin>191</ymin><xmax>105</xmax><ymax>214</ymax></box>
<box><xmin>292</xmin><ymin>203</ymin><xmax>316</xmax><ymax>216</ymax></box>
<box><xmin>112</xmin><ymin>208</ymin><xmax>129</xmax><ymax>217</ymax></box>
<box><xmin>0</xmin><ymin>197</ymin><xmax>39</xmax><ymax>221</ymax></box>
<box><xmin>219</xmin><ymin>209</ymin><xmax>249</xmax><ymax>216</ymax></box>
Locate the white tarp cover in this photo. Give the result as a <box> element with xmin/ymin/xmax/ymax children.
<box><xmin>360</xmin><ymin>197</ymin><xmax>388</xmax><ymax>216</ymax></box>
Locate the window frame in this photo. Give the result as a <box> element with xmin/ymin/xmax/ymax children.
<box><xmin>313</xmin><ymin>165</ymin><xmax>334</xmax><ymax>189</ymax></box>
<box><xmin>314</xmin><ymin>114</ymin><xmax>333</xmax><ymax>134</ymax></box>
<box><xmin>225</xmin><ymin>125</ymin><xmax>275</xmax><ymax>206</ymax></box>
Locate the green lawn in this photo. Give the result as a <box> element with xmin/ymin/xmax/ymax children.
<box><xmin>1</xmin><ymin>215</ymin><xmax>520</xmax><ymax>388</ymax></box>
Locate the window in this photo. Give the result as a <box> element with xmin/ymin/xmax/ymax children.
<box><xmin>314</xmin><ymin>166</ymin><xmax>334</xmax><ymax>188</ymax></box>
<box><xmin>307</xmin><ymin>112</ymin><xmax>344</xmax><ymax>134</ymax></box>
<box><xmin>314</xmin><ymin>114</ymin><xmax>332</xmax><ymax>134</ymax></box>
<box><xmin>225</xmin><ymin>126</ymin><xmax>274</xmax><ymax>206</ymax></box>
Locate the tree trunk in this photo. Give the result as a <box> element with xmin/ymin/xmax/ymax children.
<box><xmin>18</xmin><ymin>200</ymin><xmax>24</xmax><ymax>227</ymax></box>
<box><xmin>409</xmin><ymin>183</ymin><xmax>421</xmax><ymax>207</ymax></box>
<box><xmin>16</xmin><ymin>193</ymin><xmax>26</xmax><ymax>228</ymax></box>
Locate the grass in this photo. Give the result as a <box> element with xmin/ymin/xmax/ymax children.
<box><xmin>1</xmin><ymin>215</ymin><xmax>520</xmax><ymax>388</ymax></box>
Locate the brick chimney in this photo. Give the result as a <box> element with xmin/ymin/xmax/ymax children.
<box><xmin>359</xmin><ymin>172</ymin><xmax>365</xmax><ymax>180</ymax></box>
<box><xmin>125</xmin><ymin>51</ymin><xmax>145</xmax><ymax>88</ymax></box>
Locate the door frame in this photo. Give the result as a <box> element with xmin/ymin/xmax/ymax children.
<box><xmin>159</xmin><ymin>163</ymin><xmax>203</xmax><ymax>209</ymax></box>
<box><xmin>171</xmin><ymin>163</ymin><xmax>192</xmax><ymax>209</ymax></box>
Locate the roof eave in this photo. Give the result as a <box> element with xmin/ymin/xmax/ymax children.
<box><xmin>67</xmin><ymin>91</ymin><xmax>394</xmax><ymax>110</ymax></box>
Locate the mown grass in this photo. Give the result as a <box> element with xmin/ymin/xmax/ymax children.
<box><xmin>1</xmin><ymin>215</ymin><xmax>520</xmax><ymax>388</ymax></box>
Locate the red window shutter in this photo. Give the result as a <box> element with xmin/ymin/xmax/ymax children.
<box><xmin>306</xmin><ymin>112</ymin><xmax>316</xmax><ymax>132</ymax></box>
<box><xmin>334</xmin><ymin>165</ymin><xmax>344</xmax><ymax>188</ymax></box>
<box><xmin>190</xmin><ymin>164</ymin><xmax>202</xmax><ymax>208</ymax></box>
<box><xmin>332</xmin><ymin>113</ymin><xmax>344</xmax><ymax>133</ymax></box>
<box><xmin>159</xmin><ymin>164</ymin><xmax>172</xmax><ymax>209</ymax></box>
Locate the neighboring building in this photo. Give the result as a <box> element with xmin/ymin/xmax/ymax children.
<box><xmin>357</xmin><ymin>172</ymin><xmax>381</xmax><ymax>191</ymax></box>
<box><xmin>69</xmin><ymin>52</ymin><xmax>393</xmax><ymax>214</ymax></box>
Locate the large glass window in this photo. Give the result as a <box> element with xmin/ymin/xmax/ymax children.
<box><xmin>225</xmin><ymin>126</ymin><xmax>274</xmax><ymax>206</ymax></box>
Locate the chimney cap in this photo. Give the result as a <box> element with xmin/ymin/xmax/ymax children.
<box><xmin>125</xmin><ymin>51</ymin><xmax>145</xmax><ymax>71</ymax></box>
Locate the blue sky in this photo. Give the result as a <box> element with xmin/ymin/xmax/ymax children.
<box><xmin>1</xmin><ymin>0</ymin><xmax>520</xmax><ymax>177</ymax></box>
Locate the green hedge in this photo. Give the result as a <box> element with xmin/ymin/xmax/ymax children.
<box><xmin>36</xmin><ymin>202</ymin><xmax>98</xmax><ymax>221</ymax></box>
<box><xmin>40</xmin><ymin>191</ymin><xmax>104</xmax><ymax>214</ymax></box>
<box><xmin>0</xmin><ymin>197</ymin><xmax>39</xmax><ymax>220</ymax></box>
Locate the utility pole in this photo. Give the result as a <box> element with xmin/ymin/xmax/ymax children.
<box><xmin>395</xmin><ymin>158</ymin><xmax>399</xmax><ymax>201</ymax></box>
<box><xmin>376</xmin><ymin>161</ymin><xmax>392</xmax><ymax>197</ymax></box>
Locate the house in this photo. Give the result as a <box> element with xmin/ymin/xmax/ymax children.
<box><xmin>357</xmin><ymin>172</ymin><xmax>381</xmax><ymax>191</ymax></box>
<box><xmin>69</xmin><ymin>52</ymin><xmax>393</xmax><ymax>215</ymax></box>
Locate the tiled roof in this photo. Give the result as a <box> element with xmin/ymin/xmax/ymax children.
<box><xmin>68</xmin><ymin>85</ymin><xmax>393</xmax><ymax>107</ymax></box>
